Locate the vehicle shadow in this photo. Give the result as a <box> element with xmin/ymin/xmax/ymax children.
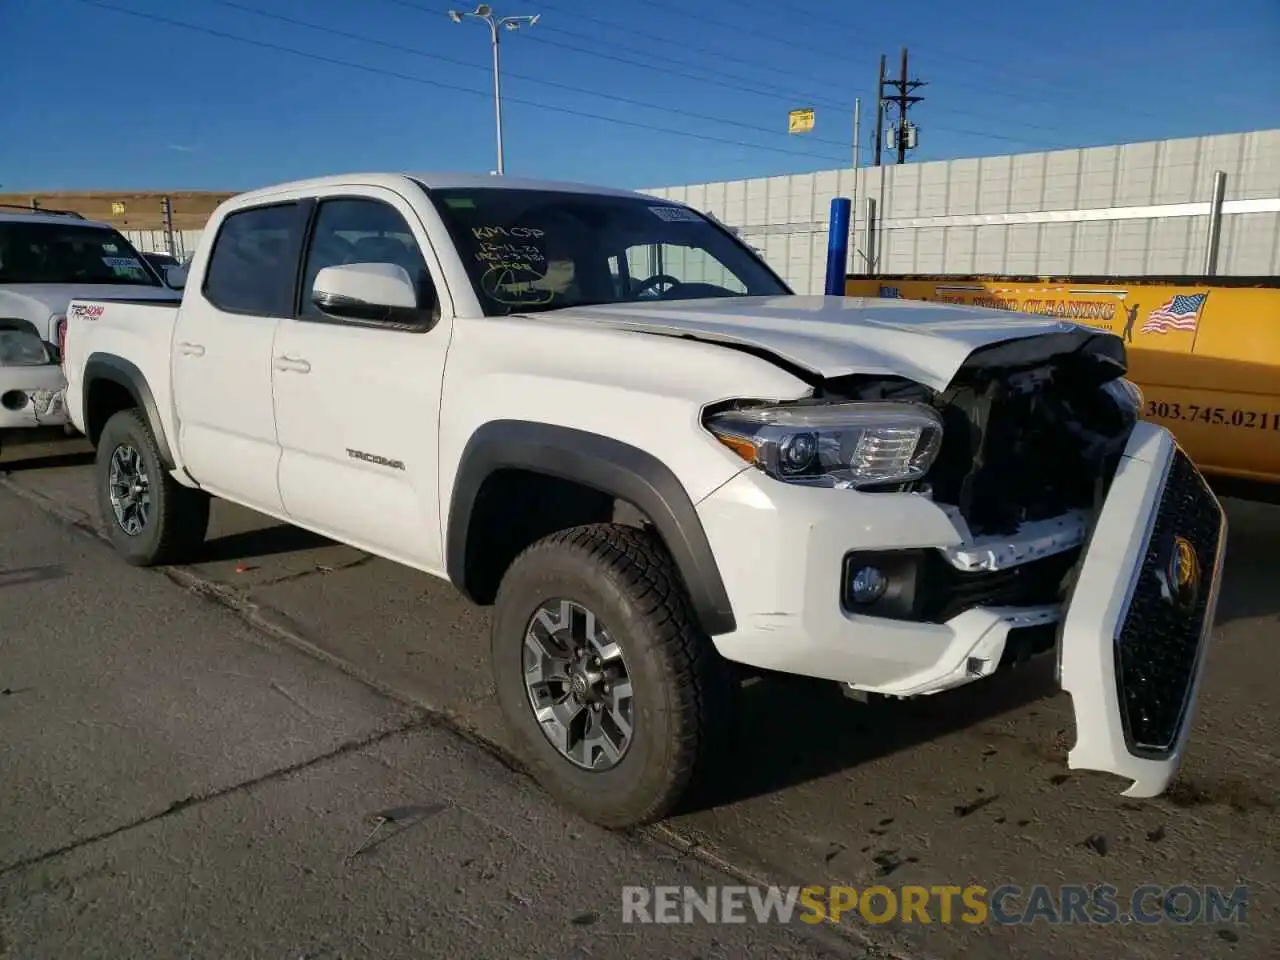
<box><xmin>0</xmin><ymin>565</ymin><xmax>69</xmax><ymax>589</ymax></box>
<box><xmin>198</xmin><ymin>524</ymin><xmax>334</xmax><ymax>563</ymax></box>
<box><xmin>1214</xmin><ymin>496</ymin><xmax>1280</xmax><ymax>624</ymax></box>
<box><xmin>0</xmin><ymin>450</ymin><xmax>95</xmax><ymax>472</ymax></box>
<box><xmin>697</xmin><ymin>658</ymin><xmax>1059</xmax><ymax>812</ymax></box>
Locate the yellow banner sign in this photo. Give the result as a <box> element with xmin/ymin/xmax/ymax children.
<box><xmin>788</xmin><ymin>108</ymin><xmax>815</xmax><ymax>134</ymax></box>
<box><xmin>111</xmin><ymin>201</ymin><xmax>126</xmax><ymax>215</ymax></box>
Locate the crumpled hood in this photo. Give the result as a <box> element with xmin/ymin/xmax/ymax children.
<box><xmin>0</xmin><ymin>284</ymin><xmax>179</xmax><ymax>338</ymax></box>
<box><xmin>535</xmin><ymin>294</ymin><xmax>1098</xmax><ymax>391</ymax></box>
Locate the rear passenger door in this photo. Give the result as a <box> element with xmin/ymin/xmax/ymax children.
<box><xmin>172</xmin><ymin>200</ymin><xmax>311</xmax><ymax>514</ymax></box>
<box><xmin>271</xmin><ymin>188</ymin><xmax>454</xmax><ymax>573</ymax></box>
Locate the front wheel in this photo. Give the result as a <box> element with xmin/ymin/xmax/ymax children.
<box><xmin>95</xmin><ymin>408</ymin><xmax>209</xmax><ymax>566</ymax></box>
<box><xmin>490</xmin><ymin>523</ymin><xmax>736</xmax><ymax>829</ymax></box>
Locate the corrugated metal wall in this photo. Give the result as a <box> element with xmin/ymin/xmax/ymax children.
<box><xmin>117</xmin><ymin>130</ymin><xmax>1279</xmax><ymax>291</ymax></box>
<box><xmin>122</xmin><ymin>228</ymin><xmax>204</xmax><ymax>259</ymax></box>
<box><xmin>641</xmin><ymin>129</ymin><xmax>1280</xmax><ymax>294</ymax></box>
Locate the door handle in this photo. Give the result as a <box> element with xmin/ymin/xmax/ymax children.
<box><xmin>177</xmin><ymin>341</ymin><xmax>205</xmax><ymax>357</ymax></box>
<box><xmin>273</xmin><ymin>355</ymin><xmax>311</xmax><ymax>374</ymax></box>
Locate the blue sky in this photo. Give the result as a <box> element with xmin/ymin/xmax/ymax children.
<box><xmin>2</xmin><ymin>0</ymin><xmax>1277</xmax><ymax>192</ymax></box>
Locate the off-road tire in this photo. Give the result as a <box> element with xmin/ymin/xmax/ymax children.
<box><xmin>95</xmin><ymin>408</ymin><xmax>209</xmax><ymax>566</ymax></box>
<box><xmin>490</xmin><ymin>522</ymin><xmax>737</xmax><ymax>829</ymax></box>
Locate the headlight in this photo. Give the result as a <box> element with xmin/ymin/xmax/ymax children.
<box><xmin>1102</xmin><ymin>377</ymin><xmax>1143</xmax><ymax>416</ymax></box>
<box><xmin>704</xmin><ymin>401</ymin><xmax>944</xmax><ymax>488</ymax></box>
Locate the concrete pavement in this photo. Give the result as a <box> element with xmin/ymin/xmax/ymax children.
<box><xmin>0</xmin><ymin>481</ymin><xmax>858</xmax><ymax>959</ymax></box>
<box><xmin>2</xmin><ymin>440</ymin><xmax>1276</xmax><ymax>958</ymax></box>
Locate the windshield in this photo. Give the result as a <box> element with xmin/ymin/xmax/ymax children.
<box><xmin>0</xmin><ymin>221</ymin><xmax>162</xmax><ymax>286</ymax></box>
<box><xmin>425</xmin><ymin>187</ymin><xmax>788</xmax><ymax>316</ymax></box>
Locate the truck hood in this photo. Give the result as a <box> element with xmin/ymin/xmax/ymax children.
<box><xmin>536</xmin><ymin>295</ymin><xmax>1098</xmax><ymax>391</ymax></box>
<box><xmin>0</xmin><ymin>284</ymin><xmax>179</xmax><ymax>337</ymax></box>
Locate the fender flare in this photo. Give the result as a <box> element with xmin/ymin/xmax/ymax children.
<box><xmin>446</xmin><ymin>420</ymin><xmax>737</xmax><ymax>636</ymax></box>
<box><xmin>83</xmin><ymin>353</ymin><xmax>176</xmax><ymax>467</ymax></box>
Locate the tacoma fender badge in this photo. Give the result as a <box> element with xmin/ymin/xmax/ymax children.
<box><xmin>346</xmin><ymin>448</ymin><xmax>406</xmax><ymax>471</ymax></box>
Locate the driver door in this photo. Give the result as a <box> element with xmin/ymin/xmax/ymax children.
<box><xmin>271</xmin><ymin>187</ymin><xmax>454</xmax><ymax>574</ymax></box>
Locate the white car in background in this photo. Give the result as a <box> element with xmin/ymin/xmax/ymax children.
<box><xmin>0</xmin><ymin>205</ymin><xmax>179</xmax><ymax>453</ymax></box>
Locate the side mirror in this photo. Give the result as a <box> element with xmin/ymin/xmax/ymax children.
<box><xmin>163</xmin><ymin>264</ymin><xmax>188</xmax><ymax>289</ymax></box>
<box><xmin>312</xmin><ymin>263</ymin><xmax>434</xmax><ymax>329</ymax></box>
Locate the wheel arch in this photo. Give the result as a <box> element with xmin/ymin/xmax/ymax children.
<box><xmin>82</xmin><ymin>353</ymin><xmax>175</xmax><ymax>467</ymax></box>
<box><xmin>446</xmin><ymin>420</ymin><xmax>737</xmax><ymax>636</ymax></box>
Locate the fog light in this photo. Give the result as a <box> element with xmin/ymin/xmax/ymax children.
<box><xmin>848</xmin><ymin>565</ymin><xmax>888</xmax><ymax>604</ymax></box>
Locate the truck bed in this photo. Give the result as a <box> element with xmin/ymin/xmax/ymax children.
<box><xmin>62</xmin><ymin>297</ymin><xmax>181</xmax><ymax>443</ymax></box>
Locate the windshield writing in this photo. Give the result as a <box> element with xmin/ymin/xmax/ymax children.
<box><xmin>0</xmin><ymin>222</ymin><xmax>161</xmax><ymax>286</ymax></box>
<box><xmin>427</xmin><ymin>188</ymin><xmax>786</xmax><ymax>316</ymax></box>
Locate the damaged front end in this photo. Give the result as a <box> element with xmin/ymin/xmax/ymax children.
<box><xmin>0</xmin><ymin>319</ymin><xmax>69</xmax><ymax>436</ymax></box>
<box><xmin>815</xmin><ymin>328</ymin><xmax>1226</xmax><ymax>796</ymax></box>
<box><xmin>813</xmin><ymin>329</ymin><xmax>1139</xmax><ymax>628</ymax></box>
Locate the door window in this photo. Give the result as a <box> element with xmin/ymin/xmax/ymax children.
<box><xmin>202</xmin><ymin>202</ymin><xmax>307</xmax><ymax>316</ymax></box>
<box><xmin>299</xmin><ymin>198</ymin><xmax>434</xmax><ymax>320</ymax></box>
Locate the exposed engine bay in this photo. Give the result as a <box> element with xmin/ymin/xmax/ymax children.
<box><xmin>815</xmin><ymin>329</ymin><xmax>1138</xmax><ymax>536</ymax></box>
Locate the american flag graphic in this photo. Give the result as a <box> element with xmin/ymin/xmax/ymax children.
<box><xmin>1141</xmin><ymin>292</ymin><xmax>1208</xmax><ymax>335</ymax></box>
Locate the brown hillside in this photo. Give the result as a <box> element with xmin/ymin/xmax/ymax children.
<box><xmin>0</xmin><ymin>191</ymin><xmax>234</xmax><ymax>231</ymax></box>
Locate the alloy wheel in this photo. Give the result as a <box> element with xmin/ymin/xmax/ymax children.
<box><xmin>522</xmin><ymin>598</ymin><xmax>634</xmax><ymax>770</ymax></box>
<box><xmin>106</xmin><ymin>442</ymin><xmax>151</xmax><ymax>536</ymax></box>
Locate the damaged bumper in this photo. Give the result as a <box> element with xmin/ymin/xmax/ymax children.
<box><xmin>1058</xmin><ymin>421</ymin><xmax>1226</xmax><ymax>797</ymax></box>
<box><xmin>696</xmin><ymin>420</ymin><xmax>1224</xmax><ymax>797</ymax></box>
<box><xmin>0</xmin><ymin>364</ymin><xmax>69</xmax><ymax>431</ymax></box>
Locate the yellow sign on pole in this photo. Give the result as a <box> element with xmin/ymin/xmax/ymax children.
<box><xmin>111</xmin><ymin>201</ymin><xmax>126</xmax><ymax>216</ymax></box>
<box><xmin>788</xmin><ymin>108</ymin><xmax>815</xmax><ymax>134</ymax></box>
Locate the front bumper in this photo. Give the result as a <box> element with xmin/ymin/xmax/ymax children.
<box><xmin>696</xmin><ymin>419</ymin><xmax>1225</xmax><ymax>796</ymax></box>
<box><xmin>1058</xmin><ymin>425</ymin><xmax>1226</xmax><ymax>796</ymax></box>
<box><xmin>0</xmin><ymin>365</ymin><xmax>69</xmax><ymax>430</ymax></box>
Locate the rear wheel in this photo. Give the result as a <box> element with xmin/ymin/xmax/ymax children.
<box><xmin>95</xmin><ymin>408</ymin><xmax>209</xmax><ymax>566</ymax></box>
<box><xmin>490</xmin><ymin>523</ymin><xmax>735</xmax><ymax>828</ymax></box>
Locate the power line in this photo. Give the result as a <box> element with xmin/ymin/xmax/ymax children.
<box><xmin>379</xmin><ymin>0</ymin><xmax>857</xmax><ymax>116</ymax></box>
<box><xmin>386</xmin><ymin>1</ymin><xmax>1070</xmax><ymax>150</ymax></box>
<box><xmin>204</xmin><ymin>0</ymin><xmax>863</xmax><ymax>156</ymax></box>
<box><xmin>727</xmin><ymin>0</ymin><xmax>1185</xmax><ymax>122</ymax></box>
<box><xmin>527</xmin><ymin>0</ymin><xmax>848</xmax><ymax>90</ymax></box>
<box><xmin>69</xmin><ymin>0</ymin><xmax>854</xmax><ymax>164</ymax></box>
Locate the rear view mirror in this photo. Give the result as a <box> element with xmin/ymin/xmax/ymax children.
<box><xmin>312</xmin><ymin>262</ymin><xmax>435</xmax><ymax>330</ymax></box>
<box><xmin>163</xmin><ymin>264</ymin><xmax>188</xmax><ymax>289</ymax></box>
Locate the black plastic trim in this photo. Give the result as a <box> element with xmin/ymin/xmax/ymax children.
<box><xmin>446</xmin><ymin>420</ymin><xmax>737</xmax><ymax>636</ymax></box>
<box><xmin>82</xmin><ymin>353</ymin><xmax>175</xmax><ymax>467</ymax></box>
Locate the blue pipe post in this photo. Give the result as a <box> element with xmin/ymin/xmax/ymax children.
<box><xmin>824</xmin><ymin>197</ymin><xmax>852</xmax><ymax>296</ymax></box>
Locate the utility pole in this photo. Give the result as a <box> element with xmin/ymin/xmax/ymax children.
<box><xmin>161</xmin><ymin>195</ymin><xmax>175</xmax><ymax>257</ymax></box>
<box><xmin>852</xmin><ymin>97</ymin><xmax>861</xmax><ymax>170</ymax></box>
<box><xmin>882</xmin><ymin>46</ymin><xmax>925</xmax><ymax>164</ymax></box>
<box><xmin>872</xmin><ymin>54</ymin><xmax>885</xmax><ymax>167</ymax></box>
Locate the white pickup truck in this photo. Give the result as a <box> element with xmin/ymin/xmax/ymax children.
<box><xmin>62</xmin><ymin>172</ymin><xmax>1227</xmax><ymax>828</ymax></box>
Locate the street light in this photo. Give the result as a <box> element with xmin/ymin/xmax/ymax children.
<box><xmin>448</xmin><ymin>4</ymin><xmax>540</xmax><ymax>175</ymax></box>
